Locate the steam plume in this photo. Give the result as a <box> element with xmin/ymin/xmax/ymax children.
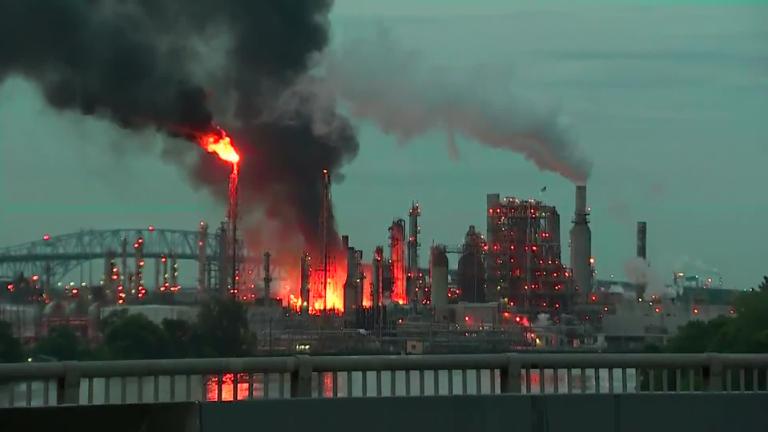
<box><xmin>307</xmin><ymin>31</ymin><xmax>592</xmax><ymax>183</ymax></box>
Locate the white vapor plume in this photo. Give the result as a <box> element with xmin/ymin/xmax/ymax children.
<box><xmin>302</xmin><ymin>30</ymin><xmax>592</xmax><ymax>183</ymax></box>
<box><xmin>625</xmin><ymin>257</ymin><xmax>674</xmax><ymax>299</ymax></box>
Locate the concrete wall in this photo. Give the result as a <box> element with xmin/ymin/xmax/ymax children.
<box><xmin>200</xmin><ymin>393</ymin><xmax>768</xmax><ymax>432</ymax></box>
<box><xmin>4</xmin><ymin>393</ymin><xmax>768</xmax><ymax>432</ymax></box>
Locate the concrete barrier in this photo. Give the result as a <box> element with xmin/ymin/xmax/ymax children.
<box><xmin>0</xmin><ymin>402</ymin><xmax>199</xmax><ymax>432</ymax></box>
<box><xmin>200</xmin><ymin>393</ymin><xmax>768</xmax><ymax>432</ymax></box>
<box><xmin>3</xmin><ymin>393</ymin><xmax>767</xmax><ymax>432</ymax></box>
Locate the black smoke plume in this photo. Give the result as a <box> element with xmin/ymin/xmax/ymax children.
<box><xmin>0</xmin><ymin>0</ymin><xmax>357</xmax><ymax>250</ymax></box>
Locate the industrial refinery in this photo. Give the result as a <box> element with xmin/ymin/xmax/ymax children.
<box><xmin>0</xmin><ymin>177</ymin><xmax>739</xmax><ymax>354</ymax></box>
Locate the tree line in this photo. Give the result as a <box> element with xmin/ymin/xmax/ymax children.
<box><xmin>0</xmin><ymin>297</ymin><xmax>250</xmax><ymax>362</ymax></box>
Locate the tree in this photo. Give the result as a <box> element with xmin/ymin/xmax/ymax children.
<box><xmin>757</xmin><ymin>276</ymin><xmax>768</xmax><ymax>292</ymax></box>
<box><xmin>33</xmin><ymin>326</ymin><xmax>90</xmax><ymax>361</ymax></box>
<box><xmin>102</xmin><ymin>312</ymin><xmax>169</xmax><ymax>360</ymax></box>
<box><xmin>194</xmin><ymin>297</ymin><xmax>250</xmax><ymax>357</ymax></box>
<box><xmin>0</xmin><ymin>320</ymin><xmax>24</xmax><ymax>362</ymax></box>
<box><xmin>667</xmin><ymin>316</ymin><xmax>731</xmax><ymax>353</ymax></box>
<box><xmin>667</xmin><ymin>278</ymin><xmax>768</xmax><ymax>353</ymax></box>
<box><xmin>162</xmin><ymin>318</ymin><xmax>194</xmax><ymax>358</ymax></box>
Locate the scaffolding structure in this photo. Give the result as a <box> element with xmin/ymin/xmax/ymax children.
<box><xmin>486</xmin><ymin>194</ymin><xmax>575</xmax><ymax>318</ymax></box>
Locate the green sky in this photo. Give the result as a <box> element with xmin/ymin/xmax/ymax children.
<box><xmin>1</xmin><ymin>1</ymin><xmax>766</xmax><ymax>288</ymax></box>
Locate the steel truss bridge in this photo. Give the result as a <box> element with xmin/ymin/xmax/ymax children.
<box><xmin>0</xmin><ymin>228</ymin><xmax>221</xmax><ymax>285</ymax></box>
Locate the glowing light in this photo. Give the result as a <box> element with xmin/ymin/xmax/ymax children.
<box><xmin>289</xmin><ymin>294</ymin><xmax>303</xmax><ymax>313</ymax></box>
<box><xmin>148</xmin><ymin>225</ymin><xmax>155</xmax><ymax>232</ymax></box>
<box><xmin>198</xmin><ymin>128</ymin><xmax>240</xmax><ymax>165</ymax></box>
<box><xmin>390</xmin><ymin>222</ymin><xmax>407</xmax><ymax>305</ymax></box>
<box><xmin>361</xmin><ymin>263</ymin><xmax>373</xmax><ymax>307</ymax></box>
<box><xmin>42</xmin><ymin>234</ymin><xmax>51</xmax><ymax>241</ymax></box>
<box><xmin>307</xmin><ymin>249</ymin><xmax>347</xmax><ymax>314</ymax></box>
<box><xmin>206</xmin><ymin>374</ymin><xmax>250</xmax><ymax>401</ymax></box>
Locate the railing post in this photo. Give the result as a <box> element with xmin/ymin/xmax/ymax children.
<box><xmin>290</xmin><ymin>355</ymin><xmax>312</xmax><ymax>398</ymax></box>
<box><xmin>499</xmin><ymin>354</ymin><xmax>521</xmax><ymax>394</ymax></box>
<box><xmin>56</xmin><ymin>362</ymin><xmax>81</xmax><ymax>405</ymax></box>
<box><xmin>706</xmin><ymin>354</ymin><xmax>723</xmax><ymax>392</ymax></box>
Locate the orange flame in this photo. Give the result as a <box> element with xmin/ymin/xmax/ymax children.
<box><xmin>308</xmin><ymin>250</ymin><xmax>347</xmax><ymax>315</ymax></box>
<box><xmin>198</xmin><ymin>128</ymin><xmax>240</xmax><ymax>166</ymax></box>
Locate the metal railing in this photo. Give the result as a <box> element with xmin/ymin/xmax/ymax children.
<box><xmin>2</xmin><ymin>353</ymin><xmax>768</xmax><ymax>407</ymax></box>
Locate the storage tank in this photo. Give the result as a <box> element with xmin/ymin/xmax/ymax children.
<box><xmin>430</xmin><ymin>245</ymin><xmax>449</xmax><ymax>308</ymax></box>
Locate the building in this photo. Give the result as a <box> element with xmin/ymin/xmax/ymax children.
<box><xmin>485</xmin><ymin>194</ymin><xmax>575</xmax><ymax>318</ymax></box>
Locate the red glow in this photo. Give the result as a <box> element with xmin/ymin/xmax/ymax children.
<box><xmin>42</xmin><ymin>234</ymin><xmax>51</xmax><ymax>241</ymax></box>
<box><xmin>361</xmin><ymin>263</ymin><xmax>373</xmax><ymax>307</ymax></box>
<box><xmin>148</xmin><ymin>225</ymin><xmax>155</xmax><ymax>232</ymax></box>
<box><xmin>308</xmin><ymin>249</ymin><xmax>347</xmax><ymax>314</ymax></box>
<box><xmin>198</xmin><ymin>128</ymin><xmax>240</xmax><ymax>165</ymax></box>
<box><xmin>289</xmin><ymin>294</ymin><xmax>303</xmax><ymax>313</ymax></box>
<box><xmin>692</xmin><ymin>307</ymin><xmax>700</xmax><ymax>315</ymax></box>
<box><xmin>206</xmin><ymin>374</ymin><xmax>250</xmax><ymax>401</ymax></box>
<box><xmin>390</xmin><ymin>222</ymin><xmax>407</xmax><ymax>305</ymax></box>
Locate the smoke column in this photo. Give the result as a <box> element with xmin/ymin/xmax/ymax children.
<box><xmin>301</xmin><ymin>31</ymin><xmax>591</xmax><ymax>184</ymax></box>
<box><xmin>0</xmin><ymin>0</ymin><xmax>358</xmax><ymax>251</ymax></box>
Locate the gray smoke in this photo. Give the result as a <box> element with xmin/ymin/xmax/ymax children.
<box><xmin>298</xmin><ymin>30</ymin><xmax>591</xmax><ymax>184</ymax></box>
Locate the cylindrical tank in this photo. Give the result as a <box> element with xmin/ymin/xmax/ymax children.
<box><xmin>430</xmin><ymin>246</ymin><xmax>449</xmax><ymax>308</ymax></box>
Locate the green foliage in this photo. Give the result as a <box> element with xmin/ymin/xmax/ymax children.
<box><xmin>194</xmin><ymin>297</ymin><xmax>250</xmax><ymax>357</ymax></box>
<box><xmin>162</xmin><ymin>318</ymin><xmax>195</xmax><ymax>358</ymax></box>
<box><xmin>0</xmin><ymin>296</ymin><xmax>254</xmax><ymax>362</ymax></box>
<box><xmin>667</xmin><ymin>277</ymin><xmax>768</xmax><ymax>353</ymax></box>
<box><xmin>33</xmin><ymin>326</ymin><xmax>90</xmax><ymax>361</ymax></box>
<box><xmin>102</xmin><ymin>311</ymin><xmax>169</xmax><ymax>360</ymax></box>
<box><xmin>0</xmin><ymin>320</ymin><xmax>24</xmax><ymax>362</ymax></box>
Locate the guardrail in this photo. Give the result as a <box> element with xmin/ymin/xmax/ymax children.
<box><xmin>1</xmin><ymin>353</ymin><xmax>767</xmax><ymax>407</ymax></box>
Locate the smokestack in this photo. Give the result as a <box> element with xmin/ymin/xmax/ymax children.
<box><xmin>300</xmin><ymin>252</ymin><xmax>311</xmax><ymax>312</ymax></box>
<box><xmin>575</xmin><ymin>185</ymin><xmax>587</xmax><ymax>217</ymax></box>
<box><xmin>263</xmin><ymin>252</ymin><xmax>272</xmax><ymax>301</ymax></box>
<box><xmin>372</xmin><ymin>247</ymin><xmax>384</xmax><ymax>307</ymax></box>
<box><xmin>570</xmin><ymin>185</ymin><xmax>592</xmax><ymax>295</ymax></box>
<box><xmin>637</xmin><ymin>222</ymin><xmax>647</xmax><ymax>260</ymax></box>
<box><xmin>372</xmin><ymin>246</ymin><xmax>385</xmax><ymax>336</ymax></box>
<box><xmin>406</xmin><ymin>202</ymin><xmax>421</xmax><ymax>304</ymax></box>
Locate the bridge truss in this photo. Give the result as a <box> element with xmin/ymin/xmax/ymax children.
<box><xmin>0</xmin><ymin>228</ymin><xmax>221</xmax><ymax>287</ymax></box>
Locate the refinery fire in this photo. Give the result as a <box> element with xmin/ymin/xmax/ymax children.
<box><xmin>0</xmin><ymin>1</ymin><xmax>745</xmax><ymax>357</ymax></box>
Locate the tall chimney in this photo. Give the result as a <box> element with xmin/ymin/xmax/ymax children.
<box><xmin>263</xmin><ymin>252</ymin><xmax>272</xmax><ymax>301</ymax></box>
<box><xmin>636</xmin><ymin>222</ymin><xmax>647</xmax><ymax>260</ymax></box>
<box><xmin>406</xmin><ymin>202</ymin><xmax>421</xmax><ymax>304</ymax></box>
<box><xmin>570</xmin><ymin>185</ymin><xmax>593</xmax><ymax>295</ymax></box>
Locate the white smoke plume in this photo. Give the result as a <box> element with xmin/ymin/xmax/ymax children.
<box><xmin>624</xmin><ymin>257</ymin><xmax>674</xmax><ymax>299</ymax></box>
<box><xmin>288</xmin><ymin>29</ymin><xmax>592</xmax><ymax>184</ymax></box>
<box><xmin>533</xmin><ymin>313</ymin><xmax>552</xmax><ymax>328</ymax></box>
